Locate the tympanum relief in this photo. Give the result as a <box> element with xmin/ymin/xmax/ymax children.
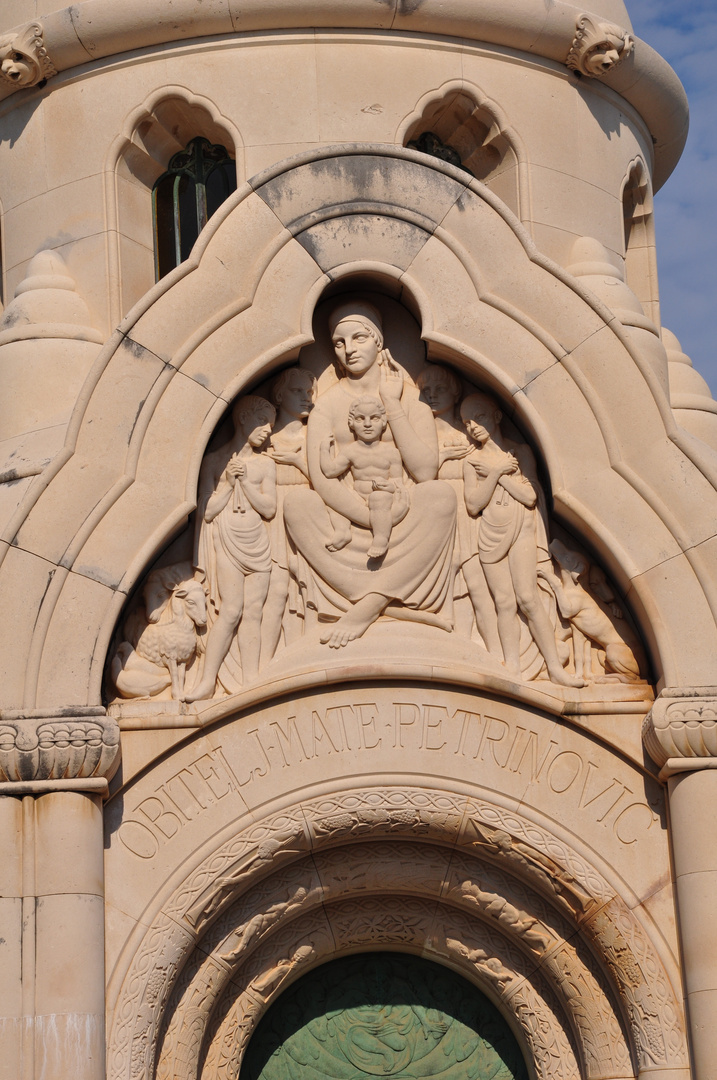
<box><xmin>108</xmin><ymin>298</ymin><xmax>647</xmax><ymax>705</ymax></box>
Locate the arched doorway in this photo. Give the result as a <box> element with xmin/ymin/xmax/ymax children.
<box><xmin>240</xmin><ymin>953</ymin><xmax>528</xmax><ymax>1080</ymax></box>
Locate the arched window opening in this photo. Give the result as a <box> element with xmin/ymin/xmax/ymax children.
<box><xmin>403</xmin><ymin>89</ymin><xmax>521</xmax><ymax>215</ymax></box>
<box><xmin>622</xmin><ymin>160</ymin><xmax>660</xmax><ymax>326</ymax></box>
<box><xmin>153</xmin><ymin>136</ymin><xmax>236</xmax><ymax>279</ymax></box>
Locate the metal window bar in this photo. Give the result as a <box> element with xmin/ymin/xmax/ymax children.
<box><xmin>152</xmin><ymin>136</ymin><xmax>236</xmax><ymax>280</ymax></box>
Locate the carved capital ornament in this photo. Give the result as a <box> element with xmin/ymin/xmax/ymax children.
<box><xmin>643</xmin><ymin>688</ymin><xmax>717</xmax><ymax>772</ymax></box>
<box><xmin>0</xmin><ymin>707</ymin><xmax>120</xmax><ymax>785</ymax></box>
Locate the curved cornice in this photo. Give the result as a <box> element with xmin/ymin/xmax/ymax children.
<box><xmin>1</xmin><ymin>1</ymin><xmax>688</xmax><ymax>189</ymax></box>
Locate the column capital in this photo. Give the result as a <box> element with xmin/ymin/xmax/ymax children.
<box><xmin>643</xmin><ymin>687</ymin><xmax>717</xmax><ymax>778</ymax></box>
<box><xmin>0</xmin><ymin>707</ymin><xmax>120</xmax><ymax>795</ymax></box>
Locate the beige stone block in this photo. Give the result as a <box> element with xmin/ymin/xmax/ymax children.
<box><xmin>243</xmin><ymin>142</ymin><xmax>322</xmax><ymax>181</ymax></box>
<box><xmin>0</xmin><ymin>545</ymin><xmax>58</xmax><ymax>708</ymax></box>
<box><xmin>177</xmin><ymin>237</ymin><xmax>325</xmax><ymax>398</ymax></box>
<box><xmin>0</xmin><ymin>797</ymin><xmax>22</xmax><ymax>897</ymax></box>
<box><xmin>34</xmin><ymin>892</ymin><xmax>105</xmax><ymax>1014</ymax></box>
<box><xmin>14</xmin><ymin>337</ymin><xmax>167</xmax><ymax>564</ymax></box>
<box><xmin>34</xmin><ymin>570</ymin><xmax>117</xmax><ymax>708</ymax></box>
<box><xmin>674</xmin><ymin>870</ymin><xmax>717</xmax><ymax>994</ymax></box>
<box><xmin>682</xmin><ymin>989</ymin><xmax>717</xmax><ymax>1079</ymax></box>
<box><xmin>226</xmin><ymin>0</ymin><xmax>395</xmax><ymax>31</ymax></box>
<box><xmin>0</xmin><ymin>1018</ymin><xmax>22</xmax><ymax>1080</ymax></box>
<box><xmin>1</xmin><ymin>339</ymin><xmax>102</xmax><ymax>442</ymax></box>
<box><xmin>73</xmin><ymin>376</ymin><xmax>217</xmax><ymax>589</ymax></box>
<box><xmin>528</xmin><ymin>166</ymin><xmax>624</xmax><ymax>253</ymax></box>
<box><xmin>255</xmin><ymin>152</ymin><xmax>467</xmax><ymax>235</ymax></box>
<box><xmin>529</xmin><ymin>221</ymin><xmax>586</xmax><ymax>269</ymax></box>
<box><xmin>0</xmin><ymin>471</ymin><xmax>36</xmax><ymax>536</ymax></box>
<box><xmin>116</xmin><ymin>232</ymin><xmax>155</xmax><ymax>322</ymax></box>
<box><xmin>3</xmin><ymin>173</ymin><xmax>106</xmax><ymax>275</ymax></box>
<box><xmin>34</xmin><ymin>792</ymin><xmax>104</xmax><ymax>898</ymax></box>
<box><xmin>42</xmin><ymin>63</ymin><xmax>166</xmax><ymax>190</ymax></box>
<box><xmin>402</xmin><ymin>235</ymin><xmax>556</xmax><ymax>392</ymax></box>
<box><xmin>0</xmin><ymin>97</ymin><xmax>48</xmax><ymax>212</ymax></box>
<box><xmin>668</xmin><ymin>770</ymin><xmax>717</xmax><ymax>878</ymax></box>
<box><xmin>302</xmin><ymin>213</ymin><xmax>429</xmax><ymax>275</ymax></box>
<box><xmin>104</xmin><ymin>896</ymin><xmax>154</xmax><ymax>985</ymax></box>
<box><xmin>167</xmin><ymin>38</ymin><xmax>320</xmax><ymax>149</ymax></box>
<box><xmin>638</xmin><ymin>881</ymin><xmax>681</xmax><ymax>966</ymax></box>
<box><xmin>0</xmin><ymin>898</ymin><xmax>21</xmax><ymax>1015</ymax></box>
<box><xmin>115</xmin><ymin>175</ymin><xmax>154</xmax><ymax>251</ymax></box>
<box><xmin>315</xmin><ymin>37</ymin><xmax>462</xmax><ymax>145</ymax></box>
<box><xmin>71</xmin><ymin>0</ymin><xmax>233</xmax><ymax>59</ymax></box>
<box><xmin>115</xmin><ymin>728</ymin><xmax>191</xmax><ymax>787</ymax></box>
<box><xmin>34</xmin><ymin>1011</ymin><xmax>105</xmax><ymax>1080</ymax></box>
<box><xmin>629</xmin><ymin>556</ymin><xmax>717</xmax><ymax>687</ymax></box>
<box><xmin>128</xmin><ymin>190</ymin><xmax>286</xmax><ymax>363</ymax></box>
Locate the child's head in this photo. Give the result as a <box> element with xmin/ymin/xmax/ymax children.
<box><xmin>417</xmin><ymin>364</ymin><xmax>462</xmax><ymax>415</ymax></box>
<box><xmin>232</xmin><ymin>395</ymin><xmax>276</xmax><ymax>445</ymax></box>
<box><xmin>272</xmin><ymin>367</ymin><xmax>317</xmax><ymax>418</ymax></box>
<box><xmin>460</xmin><ymin>392</ymin><xmax>501</xmax><ymax>440</ymax></box>
<box><xmin>347</xmin><ymin>395</ymin><xmax>388</xmax><ymax>441</ymax></box>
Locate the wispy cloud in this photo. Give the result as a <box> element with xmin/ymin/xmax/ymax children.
<box><xmin>628</xmin><ymin>0</ymin><xmax>717</xmax><ymax>395</ymax></box>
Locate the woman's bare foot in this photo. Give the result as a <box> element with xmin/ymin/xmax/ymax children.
<box><xmin>326</xmin><ymin>528</ymin><xmax>352</xmax><ymax>552</ymax></box>
<box><xmin>319</xmin><ymin>593</ymin><xmax>388</xmax><ymax>648</ymax></box>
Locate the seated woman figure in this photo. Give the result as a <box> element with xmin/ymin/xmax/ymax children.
<box><xmin>283</xmin><ymin>301</ymin><xmax>456</xmax><ymax>648</ymax></box>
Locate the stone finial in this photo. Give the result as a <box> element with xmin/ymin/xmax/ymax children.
<box><xmin>0</xmin><ymin>22</ymin><xmax>56</xmax><ymax>89</ymax></box>
<box><xmin>643</xmin><ymin>690</ymin><xmax>717</xmax><ymax>770</ymax></box>
<box><xmin>0</xmin><ymin>248</ymin><xmax>101</xmax><ymax>341</ymax></box>
<box><xmin>566</xmin><ymin>15</ymin><xmax>634</xmax><ymax>78</ymax></box>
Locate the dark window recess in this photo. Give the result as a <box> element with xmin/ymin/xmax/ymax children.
<box><xmin>152</xmin><ymin>136</ymin><xmax>236</xmax><ymax>279</ymax></box>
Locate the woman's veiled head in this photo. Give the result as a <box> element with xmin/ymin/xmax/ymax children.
<box><xmin>328</xmin><ymin>301</ymin><xmax>384</xmax><ymax>376</ymax></box>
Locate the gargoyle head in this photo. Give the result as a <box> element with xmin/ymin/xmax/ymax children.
<box><xmin>0</xmin><ymin>23</ymin><xmax>56</xmax><ymax>89</ymax></box>
<box><xmin>566</xmin><ymin>15</ymin><xmax>634</xmax><ymax>78</ymax></box>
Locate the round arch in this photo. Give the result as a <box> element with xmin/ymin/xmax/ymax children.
<box><xmin>104</xmin><ymin>777</ymin><xmax>686</xmax><ymax>1080</ymax></box>
<box><xmin>6</xmin><ymin>144</ymin><xmax>717</xmax><ymax>713</ymax></box>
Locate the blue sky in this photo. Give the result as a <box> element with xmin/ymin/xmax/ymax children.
<box><xmin>627</xmin><ymin>0</ymin><xmax>717</xmax><ymax>395</ymax></box>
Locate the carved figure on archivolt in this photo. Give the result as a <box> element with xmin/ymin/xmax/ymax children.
<box><xmin>461</xmin><ymin>804</ymin><xmax>606</xmax><ymax>912</ymax></box>
<box><xmin>184</xmin><ymin>822</ymin><xmax>308</xmax><ymax>932</ymax></box>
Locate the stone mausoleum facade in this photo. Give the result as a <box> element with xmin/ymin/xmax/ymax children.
<box><xmin>1</xmin><ymin>2</ymin><xmax>717</xmax><ymax>1079</ymax></box>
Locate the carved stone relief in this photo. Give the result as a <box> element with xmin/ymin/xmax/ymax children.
<box><xmin>109</xmin><ymin>786</ymin><xmax>683</xmax><ymax>1080</ymax></box>
<box><xmin>565</xmin><ymin>15</ymin><xmax>634</xmax><ymax>78</ymax></box>
<box><xmin>107</xmin><ymin>298</ymin><xmax>649</xmax><ymax>706</ymax></box>
<box><xmin>0</xmin><ymin>22</ymin><xmax>56</xmax><ymax>89</ymax></box>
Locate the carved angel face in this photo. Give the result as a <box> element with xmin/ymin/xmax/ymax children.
<box><xmin>583</xmin><ymin>33</ymin><xmax>628</xmax><ymax>75</ymax></box>
<box><xmin>0</xmin><ymin>49</ymin><xmax>34</xmax><ymax>86</ymax></box>
<box><xmin>332</xmin><ymin>319</ymin><xmax>380</xmax><ymax>376</ymax></box>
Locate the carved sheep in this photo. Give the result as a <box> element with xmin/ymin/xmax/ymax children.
<box><xmin>111</xmin><ymin>568</ymin><xmax>207</xmax><ymax>701</ymax></box>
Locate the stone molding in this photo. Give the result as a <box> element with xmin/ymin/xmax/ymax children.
<box><xmin>0</xmin><ymin>3</ymin><xmax>686</xmax><ymax>188</ymax></box>
<box><xmin>643</xmin><ymin>688</ymin><xmax>717</xmax><ymax>771</ymax></box>
<box><xmin>0</xmin><ymin>706</ymin><xmax>120</xmax><ymax>784</ymax></box>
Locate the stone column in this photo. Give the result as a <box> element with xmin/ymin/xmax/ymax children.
<box><xmin>644</xmin><ymin>689</ymin><xmax>717</xmax><ymax>1080</ymax></box>
<box><xmin>0</xmin><ymin>708</ymin><xmax>120</xmax><ymax>1080</ymax></box>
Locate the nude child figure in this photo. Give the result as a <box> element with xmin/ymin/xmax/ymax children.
<box><xmin>320</xmin><ymin>395</ymin><xmax>408</xmax><ymax>561</ymax></box>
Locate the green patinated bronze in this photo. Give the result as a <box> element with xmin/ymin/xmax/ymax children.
<box><xmin>241</xmin><ymin>953</ymin><xmax>528</xmax><ymax>1080</ymax></box>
